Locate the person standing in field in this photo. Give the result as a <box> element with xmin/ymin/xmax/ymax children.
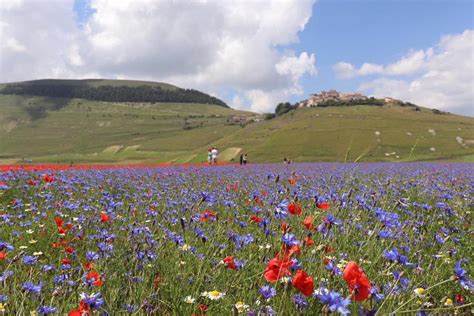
<box><xmin>211</xmin><ymin>147</ymin><xmax>219</xmax><ymax>165</ymax></box>
<box><xmin>243</xmin><ymin>154</ymin><xmax>248</xmax><ymax>165</ymax></box>
<box><xmin>239</xmin><ymin>153</ymin><xmax>243</xmax><ymax>166</ymax></box>
<box><xmin>207</xmin><ymin>148</ymin><xmax>212</xmax><ymax>165</ymax></box>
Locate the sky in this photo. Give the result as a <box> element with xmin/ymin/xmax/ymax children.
<box><xmin>0</xmin><ymin>0</ymin><xmax>473</xmax><ymax>115</ymax></box>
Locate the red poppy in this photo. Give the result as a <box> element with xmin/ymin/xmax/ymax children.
<box><xmin>455</xmin><ymin>293</ymin><xmax>464</xmax><ymax>304</ymax></box>
<box><xmin>0</xmin><ymin>251</ymin><xmax>6</xmax><ymax>260</ymax></box>
<box><xmin>198</xmin><ymin>304</ymin><xmax>208</xmax><ymax>311</ymax></box>
<box><xmin>62</xmin><ymin>258</ymin><xmax>72</xmax><ymax>265</ymax></box>
<box><xmin>43</xmin><ymin>174</ymin><xmax>54</xmax><ymax>182</ymax></box>
<box><xmin>281</xmin><ymin>222</ymin><xmax>290</xmax><ymax>233</ymax></box>
<box><xmin>343</xmin><ymin>261</ymin><xmax>371</xmax><ymax>301</ymax></box>
<box><xmin>288</xmin><ymin>244</ymin><xmax>301</xmax><ymax>257</ymax></box>
<box><xmin>303</xmin><ymin>216</ymin><xmax>314</xmax><ymax>230</ymax></box>
<box><xmin>254</xmin><ymin>196</ymin><xmax>263</xmax><ymax>205</ymax></box>
<box><xmin>83</xmin><ymin>262</ymin><xmax>94</xmax><ymax>270</ymax></box>
<box><xmin>100</xmin><ymin>212</ymin><xmax>110</xmax><ymax>223</ymax></box>
<box><xmin>288</xmin><ymin>203</ymin><xmax>302</xmax><ymax>215</ymax></box>
<box><xmin>200</xmin><ymin>210</ymin><xmax>216</xmax><ymax>222</ymax></box>
<box><xmin>58</xmin><ymin>227</ymin><xmax>66</xmax><ymax>235</ymax></box>
<box><xmin>69</xmin><ymin>300</ymin><xmax>91</xmax><ymax>316</ymax></box>
<box><xmin>250</xmin><ymin>215</ymin><xmax>262</xmax><ymax>224</ymax></box>
<box><xmin>86</xmin><ymin>271</ymin><xmax>103</xmax><ymax>287</ymax></box>
<box><xmin>288</xmin><ymin>178</ymin><xmax>297</xmax><ymax>186</ymax></box>
<box><xmin>54</xmin><ymin>217</ymin><xmax>64</xmax><ymax>227</ymax></box>
<box><xmin>303</xmin><ymin>236</ymin><xmax>315</xmax><ymax>246</ymax></box>
<box><xmin>263</xmin><ymin>254</ymin><xmax>293</xmax><ymax>283</ymax></box>
<box><xmin>223</xmin><ymin>256</ymin><xmax>236</xmax><ymax>270</ymax></box>
<box><xmin>65</xmin><ymin>247</ymin><xmax>74</xmax><ymax>254</ymax></box>
<box><xmin>27</xmin><ymin>179</ymin><xmax>36</xmax><ymax>186</ymax></box>
<box><xmin>292</xmin><ymin>269</ymin><xmax>314</xmax><ymax>297</ymax></box>
<box><xmin>317</xmin><ymin>203</ymin><xmax>331</xmax><ymax>210</ymax></box>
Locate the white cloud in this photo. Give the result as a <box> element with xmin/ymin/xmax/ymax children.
<box><xmin>336</xmin><ymin>30</ymin><xmax>474</xmax><ymax>115</ymax></box>
<box><xmin>0</xmin><ymin>0</ymin><xmax>79</xmax><ymax>80</ymax></box>
<box><xmin>0</xmin><ymin>0</ymin><xmax>317</xmax><ymax>113</ymax></box>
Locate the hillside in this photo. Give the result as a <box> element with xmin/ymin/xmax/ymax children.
<box><xmin>0</xmin><ymin>79</ymin><xmax>227</xmax><ymax>107</ymax></box>
<box><xmin>0</xmin><ymin>80</ymin><xmax>473</xmax><ymax>164</ymax></box>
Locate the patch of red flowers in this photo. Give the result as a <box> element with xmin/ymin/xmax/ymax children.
<box><xmin>249</xmin><ymin>215</ymin><xmax>262</xmax><ymax>224</ymax></box>
<box><xmin>0</xmin><ymin>251</ymin><xmax>6</xmax><ymax>261</ymax></box>
<box><xmin>288</xmin><ymin>203</ymin><xmax>302</xmax><ymax>215</ymax></box>
<box><xmin>264</xmin><ymin>253</ymin><xmax>293</xmax><ymax>283</ymax></box>
<box><xmin>343</xmin><ymin>261</ymin><xmax>372</xmax><ymax>301</ymax></box>
<box><xmin>86</xmin><ymin>271</ymin><xmax>103</xmax><ymax>287</ymax></box>
<box><xmin>292</xmin><ymin>269</ymin><xmax>314</xmax><ymax>296</ymax></box>
<box><xmin>303</xmin><ymin>235</ymin><xmax>315</xmax><ymax>246</ymax></box>
<box><xmin>223</xmin><ymin>256</ymin><xmax>236</xmax><ymax>270</ymax></box>
<box><xmin>200</xmin><ymin>210</ymin><xmax>216</xmax><ymax>222</ymax></box>
<box><xmin>42</xmin><ymin>174</ymin><xmax>55</xmax><ymax>183</ymax></box>
<box><xmin>68</xmin><ymin>300</ymin><xmax>91</xmax><ymax>316</ymax></box>
<box><xmin>316</xmin><ymin>202</ymin><xmax>331</xmax><ymax>210</ymax></box>
<box><xmin>100</xmin><ymin>212</ymin><xmax>110</xmax><ymax>223</ymax></box>
<box><xmin>303</xmin><ymin>216</ymin><xmax>314</xmax><ymax>230</ymax></box>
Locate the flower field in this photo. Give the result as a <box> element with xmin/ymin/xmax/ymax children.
<box><xmin>0</xmin><ymin>163</ymin><xmax>473</xmax><ymax>315</ymax></box>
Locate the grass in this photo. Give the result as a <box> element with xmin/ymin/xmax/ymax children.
<box><xmin>0</xmin><ymin>94</ymin><xmax>473</xmax><ymax>163</ymax></box>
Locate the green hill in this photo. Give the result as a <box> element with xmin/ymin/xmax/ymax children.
<box><xmin>0</xmin><ymin>79</ymin><xmax>227</xmax><ymax>107</ymax></box>
<box><xmin>0</xmin><ymin>79</ymin><xmax>473</xmax><ymax>164</ymax></box>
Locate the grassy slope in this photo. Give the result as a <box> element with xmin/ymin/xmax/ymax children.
<box><xmin>211</xmin><ymin>105</ymin><xmax>474</xmax><ymax>163</ymax></box>
<box><xmin>0</xmin><ymin>94</ymin><xmax>473</xmax><ymax>163</ymax></box>
<box><xmin>0</xmin><ymin>95</ymin><xmax>253</xmax><ymax>163</ymax></box>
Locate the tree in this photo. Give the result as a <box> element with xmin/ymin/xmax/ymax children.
<box><xmin>275</xmin><ymin>102</ymin><xmax>292</xmax><ymax>115</ymax></box>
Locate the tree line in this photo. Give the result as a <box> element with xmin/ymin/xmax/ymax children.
<box><xmin>0</xmin><ymin>83</ymin><xmax>228</xmax><ymax>107</ymax></box>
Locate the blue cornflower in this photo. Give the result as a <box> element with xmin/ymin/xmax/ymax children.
<box><xmin>86</xmin><ymin>251</ymin><xmax>99</xmax><ymax>261</ymax></box>
<box><xmin>259</xmin><ymin>306</ymin><xmax>275</xmax><ymax>316</ymax></box>
<box><xmin>369</xmin><ymin>286</ymin><xmax>385</xmax><ymax>302</ymax></box>
<box><xmin>37</xmin><ymin>306</ymin><xmax>57</xmax><ymax>315</ymax></box>
<box><xmin>123</xmin><ymin>304</ymin><xmax>137</xmax><ymax>313</ymax></box>
<box><xmin>291</xmin><ymin>259</ymin><xmax>303</xmax><ymax>272</ymax></box>
<box><xmin>315</xmin><ymin>288</ymin><xmax>351</xmax><ymax>315</ymax></box>
<box><xmin>23</xmin><ymin>255</ymin><xmax>38</xmax><ymax>265</ymax></box>
<box><xmin>0</xmin><ymin>241</ymin><xmax>14</xmax><ymax>251</ymax></box>
<box><xmin>282</xmin><ymin>233</ymin><xmax>299</xmax><ymax>247</ymax></box>
<box><xmin>259</xmin><ymin>285</ymin><xmax>277</xmax><ymax>300</ymax></box>
<box><xmin>291</xmin><ymin>293</ymin><xmax>308</xmax><ymax>311</ymax></box>
<box><xmin>434</xmin><ymin>234</ymin><xmax>445</xmax><ymax>244</ymax></box>
<box><xmin>378</xmin><ymin>230</ymin><xmax>396</xmax><ymax>239</ymax></box>
<box><xmin>383</xmin><ymin>247</ymin><xmax>414</xmax><ymax>267</ymax></box>
<box><xmin>234</xmin><ymin>259</ymin><xmax>246</xmax><ymax>270</ymax></box>
<box><xmin>41</xmin><ymin>264</ymin><xmax>57</xmax><ymax>273</ymax></box>
<box><xmin>22</xmin><ymin>281</ymin><xmax>42</xmax><ymax>295</ymax></box>
<box><xmin>275</xmin><ymin>200</ymin><xmax>289</xmax><ymax>220</ymax></box>
<box><xmin>454</xmin><ymin>260</ymin><xmax>474</xmax><ymax>290</ymax></box>
<box><xmin>325</xmin><ymin>260</ymin><xmax>342</xmax><ymax>276</ymax></box>
<box><xmin>0</xmin><ymin>270</ymin><xmax>14</xmax><ymax>282</ymax></box>
<box><xmin>0</xmin><ymin>295</ymin><xmax>7</xmax><ymax>303</ymax></box>
<box><xmin>80</xmin><ymin>292</ymin><xmax>105</xmax><ymax>310</ymax></box>
<box><xmin>324</xmin><ymin>214</ymin><xmax>342</xmax><ymax>226</ymax></box>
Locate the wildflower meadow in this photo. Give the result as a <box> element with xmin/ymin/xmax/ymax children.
<box><xmin>0</xmin><ymin>163</ymin><xmax>473</xmax><ymax>315</ymax></box>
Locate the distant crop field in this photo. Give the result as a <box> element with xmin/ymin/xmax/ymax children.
<box><xmin>0</xmin><ymin>163</ymin><xmax>472</xmax><ymax>315</ymax></box>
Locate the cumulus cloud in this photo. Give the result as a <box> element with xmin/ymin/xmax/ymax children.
<box><xmin>334</xmin><ymin>30</ymin><xmax>474</xmax><ymax>115</ymax></box>
<box><xmin>0</xmin><ymin>0</ymin><xmax>317</xmax><ymax>113</ymax></box>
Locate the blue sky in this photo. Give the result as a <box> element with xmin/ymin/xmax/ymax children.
<box><xmin>2</xmin><ymin>0</ymin><xmax>473</xmax><ymax>114</ymax></box>
<box><xmin>291</xmin><ymin>0</ymin><xmax>474</xmax><ymax>103</ymax></box>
